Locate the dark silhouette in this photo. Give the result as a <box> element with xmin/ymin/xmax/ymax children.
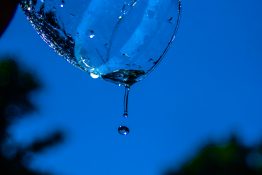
<box><xmin>0</xmin><ymin>0</ymin><xmax>19</xmax><ymax>37</ymax></box>
<box><xmin>0</xmin><ymin>57</ymin><xmax>64</xmax><ymax>175</ymax></box>
<box><xmin>164</xmin><ymin>135</ymin><xmax>262</xmax><ymax>175</ymax></box>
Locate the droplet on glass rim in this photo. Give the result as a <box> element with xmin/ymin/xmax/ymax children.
<box><xmin>90</xmin><ymin>72</ymin><xmax>99</xmax><ymax>79</ymax></box>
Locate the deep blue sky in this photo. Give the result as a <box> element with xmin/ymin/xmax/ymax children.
<box><xmin>1</xmin><ymin>0</ymin><xmax>262</xmax><ymax>175</ymax></box>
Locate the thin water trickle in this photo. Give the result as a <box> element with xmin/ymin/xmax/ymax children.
<box><xmin>101</xmin><ymin>69</ymin><xmax>146</xmax><ymax>135</ymax></box>
<box><xmin>118</xmin><ymin>86</ymin><xmax>130</xmax><ymax>135</ymax></box>
<box><xmin>123</xmin><ymin>86</ymin><xmax>130</xmax><ymax>118</ymax></box>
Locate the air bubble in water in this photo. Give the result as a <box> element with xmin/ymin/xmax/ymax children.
<box><xmin>118</xmin><ymin>126</ymin><xmax>129</xmax><ymax>135</ymax></box>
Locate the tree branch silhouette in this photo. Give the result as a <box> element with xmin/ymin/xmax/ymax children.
<box><xmin>164</xmin><ymin>134</ymin><xmax>262</xmax><ymax>175</ymax></box>
<box><xmin>0</xmin><ymin>57</ymin><xmax>64</xmax><ymax>175</ymax></box>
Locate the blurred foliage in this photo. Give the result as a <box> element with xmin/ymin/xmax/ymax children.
<box><xmin>0</xmin><ymin>57</ymin><xmax>64</xmax><ymax>175</ymax></box>
<box><xmin>0</xmin><ymin>0</ymin><xmax>20</xmax><ymax>37</ymax></box>
<box><xmin>164</xmin><ymin>135</ymin><xmax>262</xmax><ymax>175</ymax></box>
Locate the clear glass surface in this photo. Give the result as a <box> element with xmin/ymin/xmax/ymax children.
<box><xmin>20</xmin><ymin>0</ymin><xmax>181</xmax><ymax>87</ymax></box>
<box><xmin>20</xmin><ymin>0</ymin><xmax>181</xmax><ymax>135</ymax></box>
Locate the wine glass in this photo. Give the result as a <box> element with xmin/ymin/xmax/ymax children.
<box><xmin>20</xmin><ymin>0</ymin><xmax>181</xmax><ymax>135</ymax></box>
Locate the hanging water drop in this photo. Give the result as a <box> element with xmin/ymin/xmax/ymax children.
<box><xmin>90</xmin><ymin>72</ymin><xmax>99</xmax><ymax>79</ymax></box>
<box><xmin>118</xmin><ymin>126</ymin><xmax>130</xmax><ymax>135</ymax></box>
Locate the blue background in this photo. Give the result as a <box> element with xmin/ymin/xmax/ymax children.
<box><xmin>0</xmin><ymin>0</ymin><xmax>262</xmax><ymax>175</ymax></box>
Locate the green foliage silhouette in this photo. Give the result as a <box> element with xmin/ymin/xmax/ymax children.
<box><xmin>0</xmin><ymin>57</ymin><xmax>64</xmax><ymax>175</ymax></box>
<box><xmin>164</xmin><ymin>135</ymin><xmax>262</xmax><ymax>175</ymax></box>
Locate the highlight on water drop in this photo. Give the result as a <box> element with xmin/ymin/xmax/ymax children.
<box><xmin>90</xmin><ymin>72</ymin><xmax>99</xmax><ymax>79</ymax></box>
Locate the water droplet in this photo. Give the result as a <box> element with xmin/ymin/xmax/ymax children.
<box><xmin>123</xmin><ymin>113</ymin><xmax>128</xmax><ymax>118</ymax></box>
<box><xmin>118</xmin><ymin>126</ymin><xmax>129</xmax><ymax>135</ymax></box>
<box><xmin>60</xmin><ymin>0</ymin><xmax>65</xmax><ymax>7</ymax></box>
<box><xmin>88</xmin><ymin>30</ymin><xmax>95</xmax><ymax>39</ymax></box>
<box><xmin>90</xmin><ymin>72</ymin><xmax>99</xmax><ymax>79</ymax></box>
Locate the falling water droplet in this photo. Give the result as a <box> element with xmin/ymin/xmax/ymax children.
<box><xmin>118</xmin><ymin>126</ymin><xmax>129</xmax><ymax>135</ymax></box>
<box><xmin>123</xmin><ymin>112</ymin><xmax>128</xmax><ymax>118</ymax></box>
